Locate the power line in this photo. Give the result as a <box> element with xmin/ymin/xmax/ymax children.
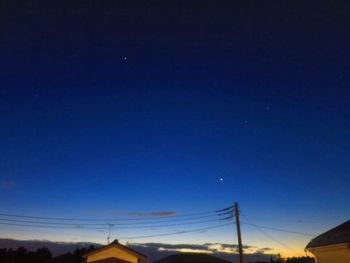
<box><xmin>0</xmin><ymin>207</ymin><xmax>315</xmax><ymax>237</ymax></box>
<box><xmin>249</xmin><ymin>224</ymin><xmax>299</xmax><ymax>256</ymax></box>
<box><xmin>0</xmin><ymin>221</ymin><xmax>234</xmax><ymax>241</ymax></box>
<box><xmin>0</xmin><ymin>217</ymin><xmax>232</xmax><ymax>230</ymax></box>
<box><xmin>0</xmin><ymin>218</ymin><xmax>108</xmax><ymax>226</ymax></box>
<box><xmin>116</xmin><ymin>218</ymin><xmax>233</xmax><ymax>229</ymax></box>
<box><xmin>0</xmin><ymin>226</ymin><xmax>106</xmax><ymax>239</ymax></box>
<box><xmin>0</xmin><ymin>222</ymin><xmax>108</xmax><ymax>230</ymax></box>
<box><xmin>0</xmin><ymin>203</ymin><xmax>316</xmax><ymax>256</ymax></box>
<box><xmin>241</xmin><ymin>222</ymin><xmax>315</xmax><ymax>237</ymax></box>
<box><xmin>114</xmin><ymin>218</ymin><xmax>232</xmax><ymax>229</ymax></box>
<box><xmin>0</xmin><ymin>208</ymin><xmax>233</xmax><ymax>229</ymax></box>
<box><xmin>0</xmin><ymin>206</ymin><xmax>232</xmax><ymax>222</ymax></box>
<box><xmin>118</xmin><ymin>222</ymin><xmax>233</xmax><ymax>240</ymax></box>
<box><xmin>0</xmin><ymin>211</ymin><xmax>233</xmax><ymax>230</ymax></box>
<box><xmin>241</xmin><ymin>213</ymin><xmax>299</xmax><ymax>256</ymax></box>
<box><xmin>0</xmin><ymin>209</ymin><xmax>234</xmax><ymax>242</ymax></box>
<box><xmin>0</xmin><ymin>213</ymin><xmax>226</xmax><ymax>226</ymax></box>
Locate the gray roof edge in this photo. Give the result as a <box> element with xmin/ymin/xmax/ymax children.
<box><xmin>305</xmin><ymin>220</ymin><xmax>350</xmax><ymax>249</ymax></box>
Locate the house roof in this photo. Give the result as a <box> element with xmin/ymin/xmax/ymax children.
<box><xmin>306</xmin><ymin>220</ymin><xmax>350</xmax><ymax>249</ymax></box>
<box><xmin>84</xmin><ymin>240</ymin><xmax>147</xmax><ymax>260</ymax></box>
<box><xmin>85</xmin><ymin>257</ymin><xmax>134</xmax><ymax>263</ymax></box>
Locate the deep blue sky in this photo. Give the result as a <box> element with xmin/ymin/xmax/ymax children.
<box><xmin>1</xmin><ymin>0</ymin><xmax>350</xmax><ymax>256</ymax></box>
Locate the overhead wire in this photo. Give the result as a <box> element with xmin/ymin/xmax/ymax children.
<box><xmin>0</xmin><ymin>206</ymin><xmax>315</xmax><ymax>238</ymax></box>
<box><xmin>0</xmin><ymin>211</ymin><xmax>232</xmax><ymax>240</ymax></box>
<box><xmin>0</xmin><ymin>207</ymin><xmax>234</xmax><ymax>242</ymax></box>
<box><xmin>0</xmin><ymin>204</ymin><xmax>318</xmax><ymax>255</ymax></box>
<box><xmin>0</xmin><ymin>206</ymin><xmax>234</xmax><ymax>232</ymax></box>
<box><xmin>0</xmin><ymin>207</ymin><xmax>315</xmax><ymax>240</ymax></box>
<box><xmin>241</xmin><ymin>222</ymin><xmax>315</xmax><ymax>237</ymax></box>
<box><xmin>118</xmin><ymin>222</ymin><xmax>233</xmax><ymax>240</ymax></box>
<box><xmin>241</xmin><ymin>213</ymin><xmax>300</xmax><ymax>256</ymax></box>
<box><xmin>0</xmin><ymin>206</ymin><xmax>232</xmax><ymax>222</ymax></box>
<box><xmin>0</xmin><ymin>226</ymin><xmax>106</xmax><ymax>239</ymax></box>
<box><xmin>0</xmin><ymin>213</ymin><xmax>226</xmax><ymax>226</ymax></box>
<box><xmin>0</xmin><ymin>222</ymin><xmax>108</xmax><ymax>230</ymax></box>
<box><xmin>0</xmin><ymin>217</ymin><xmax>233</xmax><ymax>230</ymax></box>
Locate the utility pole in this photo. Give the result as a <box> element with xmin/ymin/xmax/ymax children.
<box><xmin>234</xmin><ymin>202</ymin><xmax>243</xmax><ymax>263</ymax></box>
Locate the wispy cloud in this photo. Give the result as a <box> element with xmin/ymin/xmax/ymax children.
<box><xmin>127</xmin><ymin>211</ymin><xmax>177</xmax><ymax>217</ymax></box>
<box><xmin>132</xmin><ymin>242</ymin><xmax>268</xmax><ymax>254</ymax></box>
<box><xmin>85</xmin><ymin>210</ymin><xmax>177</xmax><ymax>218</ymax></box>
<box><xmin>129</xmin><ymin>242</ymin><xmax>276</xmax><ymax>262</ymax></box>
<box><xmin>136</xmin><ymin>243</ymin><xmax>210</xmax><ymax>250</ymax></box>
<box><xmin>0</xmin><ymin>180</ymin><xmax>16</xmax><ymax>190</ymax></box>
<box><xmin>256</xmin><ymin>247</ymin><xmax>273</xmax><ymax>254</ymax></box>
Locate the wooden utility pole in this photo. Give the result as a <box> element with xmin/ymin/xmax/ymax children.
<box><xmin>234</xmin><ymin>202</ymin><xmax>243</xmax><ymax>263</ymax></box>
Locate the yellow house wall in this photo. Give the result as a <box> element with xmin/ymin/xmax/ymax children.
<box><xmin>86</xmin><ymin>246</ymin><xmax>138</xmax><ymax>263</ymax></box>
<box><xmin>308</xmin><ymin>243</ymin><xmax>350</xmax><ymax>263</ymax></box>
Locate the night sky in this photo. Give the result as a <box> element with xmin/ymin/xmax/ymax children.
<box><xmin>1</xmin><ymin>0</ymin><xmax>350</xmax><ymax>258</ymax></box>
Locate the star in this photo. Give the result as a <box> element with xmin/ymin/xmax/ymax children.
<box><xmin>219</xmin><ymin>178</ymin><xmax>224</xmax><ymax>182</ymax></box>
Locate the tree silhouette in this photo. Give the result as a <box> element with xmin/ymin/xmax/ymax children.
<box><xmin>0</xmin><ymin>247</ymin><xmax>52</xmax><ymax>263</ymax></box>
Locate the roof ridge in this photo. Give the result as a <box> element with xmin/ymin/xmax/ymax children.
<box><xmin>306</xmin><ymin>220</ymin><xmax>350</xmax><ymax>249</ymax></box>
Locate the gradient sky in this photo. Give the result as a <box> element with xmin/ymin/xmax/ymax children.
<box><xmin>1</xmin><ymin>0</ymin><xmax>350</xmax><ymax>258</ymax></box>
